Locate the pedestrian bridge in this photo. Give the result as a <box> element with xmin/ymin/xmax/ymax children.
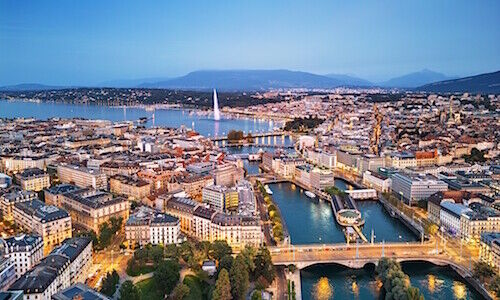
<box><xmin>345</xmin><ymin>189</ymin><xmax>377</xmax><ymax>199</ymax></box>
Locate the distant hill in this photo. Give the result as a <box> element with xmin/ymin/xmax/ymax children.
<box><xmin>97</xmin><ymin>77</ymin><xmax>170</xmax><ymax>88</ymax></box>
<box><xmin>141</xmin><ymin>70</ymin><xmax>349</xmax><ymax>91</ymax></box>
<box><xmin>381</xmin><ymin>69</ymin><xmax>453</xmax><ymax>88</ymax></box>
<box><xmin>417</xmin><ymin>70</ymin><xmax>500</xmax><ymax>94</ymax></box>
<box><xmin>0</xmin><ymin>83</ymin><xmax>68</xmax><ymax>91</ymax></box>
<box><xmin>324</xmin><ymin>73</ymin><xmax>372</xmax><ymax>87</ymax></box>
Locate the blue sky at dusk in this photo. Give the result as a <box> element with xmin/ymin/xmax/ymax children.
<box><xmin>0</xmin><ymin>0</ymin><xmax>499</xmax><ymax>86</ymax></box>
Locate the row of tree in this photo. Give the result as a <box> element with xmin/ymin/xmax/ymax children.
<box><xmin>257</xmin><ymin>181</ymin><xmax>284</xmax><ymax>242</ymax></box>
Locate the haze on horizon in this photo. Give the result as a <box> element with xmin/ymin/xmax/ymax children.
<box><xmin>0</xmin><ymin>0</ymin><xmax>499</xmax><ymax>86</ymax></box>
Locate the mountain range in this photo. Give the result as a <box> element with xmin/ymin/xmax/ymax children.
<box><xmin>1</xmin><ymin>69</ymin><xmax>499</xmax><ymax>93</ymax></box>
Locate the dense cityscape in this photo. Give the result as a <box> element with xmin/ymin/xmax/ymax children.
<box><xmin>0</xmin><ymin>87</ymin><xmax>498</xmax><ymax>300</ymax></box>
<box><xmin>1</xmin><ymin>1</ymin><xmax>500</xmax><ymax>300</ymax></box>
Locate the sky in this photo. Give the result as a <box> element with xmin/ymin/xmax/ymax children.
<box><xmin>0</xmin><ymin>0</ymin><xmax>499</xmax><ymax>86</ymax></box>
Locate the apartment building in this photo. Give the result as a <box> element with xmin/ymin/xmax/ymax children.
<box><xmin>480</xmin><ymin>232</ymin><xmax>500</xmax><ymax>273</ymax></box>
<box><xmin>202</xmin><ymin>185</ymin><xmax>239</xmax><ymax>213</ymax></box>
<box><xmin>0</xmin><ymin>255</ymin><xmax>16</xmax><ymax>291</ymax></box>
<box><xmin>4</xmin><ymin>234</ymin><xmax>44</xmax><ymax>279</ymax></box>
<box><xmin>15</xmin><ymin>168</ymin><xmax>50</xmax><ymax>192</ymax></box>
<box><xmin>13</xmin><ymin>200</ymin><xmax>72</xmax><ymax>254</ymax></box>
<box><xmin>57</xmin><ymin>164</ymin><xmax>107</xmax><ymax>190</ymax></box>
<box><xmin>213</xmin><ymin>164</ymin><xmax>244</xmax><ymax>187</ymax></box>
<box><xmin>109</xmin><ymin>174</ymin><xmax>151</xmax><ymax>201</ymax></box>
<box><xmin>49</xmin><ymin>237</ymin><xmax>92</xmax><ymax>285</ymax></box>
<box><xmin>178</xmin><ymin>174</ymin><xmax>214</xmax><ymax>201</ymax></box>
<box><xmin>460</xmin><ymin>203</ymin><xmax>500</xmax><ymax>243</ymax></box>
<box><xmin>59</xmin><ymin>188</ymin><xmax>129</xmax><ymax>234</ymax></box>
<box><xmin>362</xmin><ymin>171</ymin><xmax>392</xmax><ymax>193</ymax></box>
<box><xmin>44</xmin><ymin>184</ymin><xmax>81</xmax><ymax>208</ymax></box>
<box><xmin>0</xmin><ymin>190</ymin><xmax>37</xmax><ymax>222</ymax></box>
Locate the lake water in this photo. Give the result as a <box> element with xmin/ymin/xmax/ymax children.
<box><xmin>0</xmin><ymin>100</ymin><xmax>280</xmax><ymax>137</ymax></box>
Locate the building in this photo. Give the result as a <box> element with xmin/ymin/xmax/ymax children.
<box><xmin>0</xmin><ymin>173</ymin><xmax>12</xmax><ymax>189</ymax></box>
<box><xmin>427</xmin><ymin>191</ymin><xmax>467</xmax><ymax>225</ymax></box>
<box><xmin>236</xmin><ymin>180</ymin><xmax>256</xmax><ymax>217</ymax></box>
<box><xmin>8</xmin><ymin>252</ymin><xmax>71</xmax><ymax>300</ymax></box>
<box><xmin>59</xmin><ymin>188</ymin><xmax>129</xmax><ymax>234</ymax></box>
<box><xmin>0</xmin><ymin>255</ymin><xmax>16</xmax><ymax>291</ymax></box>
<box><xmin>439</xmin><ymin>201</ymin><xmax>471</xmax><ymax>236</ymax></box>
<box><xmin>4</xmin><ymin>234</ymin><xmax>44</xmax><ymax>279</ymax></box>
<box><xmin>479</xmin><ymin>232</ymin><xmax>500</xmax><ymax>273</ymax></box>
<box><xmin>213</xmin><ymin>164</ymin><xmax>244</xmax><ymax>187</ymax></box>
<box><xmin>310</xmin><ymin>168</ymin><xmax>335</xmax><ymax>192</ymax></box>
<box><xmin>15</xmin><ymin>168</ymin><xmax>50</xmax><ymax>192</ymax></box>
<box><xmin>202</xmin><ymin>185</ymin><xmax>239</xmax><ymax>213</ymax></box>
<box><xmin>178</xmin><ymin>174</ymin><xmax>214</xmax><ymax>201</ymax></box>
<box><xmin>49</xmin><ymin>237</ymin><xmax>92</xmax><ymax>284</ymax></box>
<box><xmin>57</xmin><ymin>164</ymin><xmax>107</xmax><ymax>190</ymax></box>
<box><xmin>165</xmin><ymin>197</ymin><xmax>262</xmax><ymax>251</ymax></box>
<box><xmin>362</xmin><ymin>171</ymin><xmax>392</xmax><ymax>193</ymax></box>
<box><xmin>186</xmin><ymin>162</ymin><xmax>214</xmax><ymax>175</ymax></box>
<box><xmin>460</xmin><ymin>203</ymin><xmax>500</xmax><ymax>243</ymax></box>
<box><xmin>387</xmin><ymin>152</ymin><xmax>417</xmax><ymax>169</ymax></box>
<box><xmin>125</xmin><ymin>206</ymin><xmax>181</xmax><ymax>248</ymax></box>
<box><xmin>391</xmin><ymin>172</ymin><xmax>448</xmax><ymax>205</ymax></box>
<box><xmin>0</xmin><ymin>291</ymin><xmax>23</xmax><ymax>300</ymax></box>
<box><xmin>44</xmin><ymin>185</ymin><xmax>81</xmax><ymax>208</ymax></box>
<box><xmin>109</xmin><ymin>174</ymin><xmax>151</xmax><ymax>201</ymax></box>
<box><xmin>51</xmin><ymin>283</ymin><xmax>108</xmax><ymax>300</ymax></box>
<box><xmin>13</xmin><ymin>200</ymin><xmax>72</xmax><ymax>254</ymax></box>
<box><xmin>0</xmin><ymin>190</ymin><xmax>38</xmax><ymax>222</ymax></box>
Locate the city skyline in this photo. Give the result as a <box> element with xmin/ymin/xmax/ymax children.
<box><xmin>1</xmin><ymin>0</ymin><xmax>499</xmax><ymax>86</ymax></box>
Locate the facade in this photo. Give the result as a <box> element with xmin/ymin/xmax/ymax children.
<box><xmin>213</xmin><ymin>164</ymin><xmax>244</xmax><ymax>187</ymax></box>
<box><xmin>0</xmin><ymin>256</ymin><xmax>16</xmax><ymax>292</ymax></box>
<box><xmin>125</xmin><ymin>206</ymin><xmax>181</xmax><ymax>248</ymax></box>
<box><xmin>165</xmin><ymin>197</ymin><xmax>262</xmax><ymax>250</ymax></box>
<box><xmin>8</xmin><ymin>253</ymin><xmax>71</xmax><ymax>300</ymax></box>
<box><xmin>310</xmin><ymin>168</ymin><xmax>335</xmax><ymax>192</ymax></box>
<box><xmin>391</xmin><ymin>172</ymin><xmax>448</xmax><ymax>205</ymax></box>
<box><xmin>439</xmin><ymin>202</ymin><xmax>471</xmax><ymax>236</ymax></box>
<box><xmin>44</xmin><ymin>184</ymin><xmax>81</xmax><ymax>208</ymax></box>
<box><xmin>0</xmin><ymin>190</ymin><xmax>37</xmax><ymax>222</ymax></box>
<box><xmin>49</xmin><ymin>237</ymin><xmax>92</xmax><ymax>285</ymax></box>
<box><xmin>57</xmin><ymin>164</ymin><xmax>107</xmax><ymax>190</ymax></box>
<box><xmin>202</xmin><ymin>185</ymin><xmax>239</xmax><ymax>213</ymax></box>
<box><xmin>4</xmin><ymin>234</ymin><xmax>44</xmax><ymax>279</ymax></box>
<box><xmin>13</xmin><ymin>200</ymin><xmax>72</xmax><ymax>254</ymax></box>
<box><xmin>179</xmin><ymin>175</ymin><xmax>214</xmax><ymax>201</ymax></box>
<box><xmin>109</xmin><ymin>174</ymin><xmax>151</xmax><ymax>201</ymax></box>
<box><xmin>362</xmin><ymin>171</ymin><xmax>392</xmax><ymax>193</ymax></box>
<box><xmin>460</xmin><ymin>203</ymin><xmax>500</xmax><ymax>243</ymax></box>
<box><xmin>15</xmin><ymin>168</ymin><xmax>50</xmax><ymax>192</ymax></box>
<box><xmin>480</xmin><ymin>232</ymin><xmax>500</xmax><ymax>273</ymax></box>
<box><xmin>387</xmin><ymin>153</ymin><xmax>417</xmax><ymax>169</ymax></box>
<box><xmin>58</xmin><ymin>188</ymin><xmax>129</xmax><ymax>234</ymax></box>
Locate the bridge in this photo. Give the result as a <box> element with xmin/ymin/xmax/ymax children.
<box><xmin>269</xmin><ymin>241</ymin><xmax>460</xmax><ymax>270</ymax></box>
<box><xmin>345</xmin><ymin>189</ymin><xmax>377</xmax><ymax>199</ymax></box>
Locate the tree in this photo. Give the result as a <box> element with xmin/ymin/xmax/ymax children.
<box><xmin>240</xmin><ymin>245</ymin><xmax>256</xmax><ymax>279</ymax></box>
<box><xmin>406</xmin><ymin>286</ymin><xmax>425</xmax><ymax>300</ymax></box>
<box><xmin>227</xmin><ymin>130</ymin><xmax>244</xmax><ymax>142</ymax></box>
<box><xmin>490</xmin><ymin>275</ymin><xmax>500</xmax><ymax>298</ymax></box>
<box><xmin>119</xmin><ymin>280</ymin><xmax>139</xmax><ymax>300</ymax></box>
<box><xmin>473</xmin><ymin>261</ymin><xmax>496</xmax><ymax>281</ymax></box>
<box><xmin>154</xmin><ymin>260</ymin><xmax>180</xmax><ymax>295</ymax></box>
<box><xmin>213</xmin><ymin>269</ymin><xmax>232</xmax><ymax>300</ymax></box>
<box><xmin>110</xmin><ymin>216</ymin><xmax>124</xmax><ymax>233</ymax></box>
<box><xmin>99</xmin><ymin>222</ymin><xmax>113</xmax><ymax>248</ymax></box>
<box><xmin>219</xmin><ymin>255</ymin><xmax>234</xmax><ymax>275</ymax></box>
<box><xmin>172</xmin><ymin>283</ymin><xmax>190</xmax><ymax>300</ymax></box>
<box><xmin>150</xmin><ymin>245</ymin><xmax>164</xmax><ymax>265</ymax></box>
<box><xmin>165</xmin><ymin>243</ymin><xmax>180</xmax><ymax>259</ymax></box>
<box><xmin>210</xmin><ymin>240</ymin><xmax>232</xmax><ymax>261</ymax></box>
<box><xmin>100</xmin><ymin>270</ymin><xmax>120</xmax><ymax>296</ymax></box>
<box><xmin>254</xmin><ymin>246</ymin><xmax>276</xmax><ymax>287</ymax></box>
<box><xmin>230</xmin><ymin>255</ymin><xmax>250</xmax><ymax>300</ymax></box>
<box><xmin>251</xmin><ymin>290</ymin><xmax>262</xmax><ymax>300</ymax></box>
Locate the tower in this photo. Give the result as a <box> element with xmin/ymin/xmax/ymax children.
<box><xmin>213</xmin><ymin>89</ymin><xmax>221</xmax><ymax>121</ymax></box>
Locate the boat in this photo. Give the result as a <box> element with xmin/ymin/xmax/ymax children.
<box><xmin>264</xmin><ymin>185</ymin><xmax>273</xmax><ymax>195</ymax></box>
<box><xmin>305</xmin><ymin>191</ymin><xmax>316</xmax><ymax>198</ymax></box>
